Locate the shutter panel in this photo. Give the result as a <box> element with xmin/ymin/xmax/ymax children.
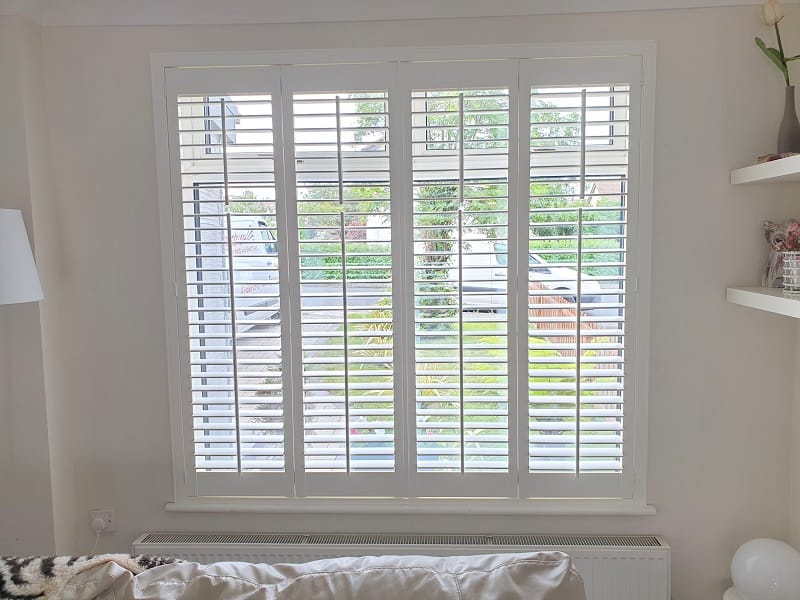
<box><xmin>280</xmin><ymin>64</ymin><xmax>404</xmax><ymax>497</ymax></box>
<box><xmin>518</xmin><ymin>55</ymin><xmax>640</xmax><ymax>498</ymax></box>
<box><xmin>168</xmin><ymin>66</ymin><xmax>294</xmax><ymax>497</ymax></box>
<box><xmin>407</xmin><ymin>76</ymin><xmax>515</xmax><ymax>497</ymax></box>
<box><xmin>292</xmin><ymin>91</ymin><xmax>395</xmax><ymax>473</ymax></box>
<box><xmin>527</xmin><ymin>84</ymin><xmax>629</xmax><ymax>474</ymax></box>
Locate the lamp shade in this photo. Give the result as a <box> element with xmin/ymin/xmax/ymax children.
<box><xmin>0</xmin><ymin>209</ymin><xmax>44</xmax><ymax>304</ymax></box>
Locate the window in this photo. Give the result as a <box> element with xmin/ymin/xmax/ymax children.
<box><xmin>158</xmin><ymin>52</ymin><xmax>651</xmax><ymax>507</ymax></box>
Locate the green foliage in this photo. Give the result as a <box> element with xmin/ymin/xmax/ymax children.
<box><xmin>756</xmin><ymin>36</ymin><xmax>790</xmax><ymax>85</ymax></box>
<box><xmin>299</xmin><ymin>242</ymin><xmax>391</xmax><ymax>280</ymax></box>
<box><xmin>530</xmin><ymin>100</ymin><xmax>580</xmax><ymax>143</ymax></box>
<box><xmin>350</xmin><ymin>93</ymin><xmax>388</xmax><ymax>144</ymax></box>
<box><xmin>529</xmin><ymin>195</ymin><xmax>625</xmax><ymax>276</ymax></box>
<box><xmin>228</xmin><ymin>189</ymin><xmax>273</xmax><ymax>214</ymax></box>
<box><xmin>422</xmin><ymin>90</ymin><xmax>509</xmax><ymax>151</ymax></box>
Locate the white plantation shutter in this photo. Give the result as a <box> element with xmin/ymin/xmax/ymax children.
<box><xmin>401</xmin><ymin>60</ymin><xmax>518</xmax><ymax>498</ymax></box>
<box><xmin>518</xmin><ymin>58</ymin><xmax>641</xmax><ymax>498</ymax></box>
<box><xmin>161</xmin><ymin>55</ymin><xmax>646</xmax><ymax>502</ymax></box>
<box><xmin>293</xmin><ymin>92</ymin><xmax>394</xmax><ymax>475</ymax></box>
<box><xmin>280</xmin><ymin>64</ymin><xmax>405</xmax><ymax>497</ymax></box>
<box><xmin>166</xmin><ymin>67</ymin><xmax>294</xmax><ymax>497</ymax></box>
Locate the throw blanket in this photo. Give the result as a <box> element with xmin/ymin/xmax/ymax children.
<box><xmin>0</xmin><ymin>555</ymin><xmax>179</xmax><ymax>600</ymax></box>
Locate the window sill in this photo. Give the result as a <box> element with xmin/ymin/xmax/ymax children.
<box><xmin>166</xmin><ymin>498</ymin><xmax>656</xmax><ymax>516</ymax></box>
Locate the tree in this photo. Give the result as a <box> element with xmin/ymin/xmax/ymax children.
<box><xmin>229</xmin><ymin>189</ymin><xmax>272</xmax><ymax>214</ymax></box>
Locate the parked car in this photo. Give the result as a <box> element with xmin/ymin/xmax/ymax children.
<box><xmin>229</xmin><ymin>215</ymin><xmax>279</xmax><ymax>315</ymax></box>
<box><xmin>449</xmin><ymin>240</ymin><xmax>604</xmax><ymax>310</ymax></box>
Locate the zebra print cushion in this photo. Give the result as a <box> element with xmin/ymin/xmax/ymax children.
<box><xmin>0</xmin><ymin>554</ymin><xmax>180</xmax><ymax>600</ymax></box>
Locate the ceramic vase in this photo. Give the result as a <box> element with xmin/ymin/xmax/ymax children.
<box><xmin>778</xmin><ymin>86</ymin><xmax>800</xmax><ymax>154</ymax></box>
<box><xmin>783</xmin><ymin>251</ymin><xmax>800</xmax><ymax>295</ymax></box>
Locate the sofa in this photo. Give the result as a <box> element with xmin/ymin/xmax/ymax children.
<box><xmin>1</xmin><ymin>552</ymin><xmax>585</xmax><ymax>600</ymax></box>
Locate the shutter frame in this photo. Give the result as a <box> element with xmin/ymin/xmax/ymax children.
<box><xmin>154</xmin><ymin>49</ymin><xmax>652</xmax><ymax>504</ymax></box>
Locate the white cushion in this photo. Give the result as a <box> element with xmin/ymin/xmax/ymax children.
<box><xmin>123</xmin><ymin>552</ymin><xmax>585</xmax><ymax>600</ymax></box>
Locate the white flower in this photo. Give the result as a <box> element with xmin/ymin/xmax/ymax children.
<box><xmin>762</xmin><ymin>0</ymin><xmax>784</xmax><ymax>26</ymax></box>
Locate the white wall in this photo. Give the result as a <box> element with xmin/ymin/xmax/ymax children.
<box><xmin>1</xmin><ymin>5</ymin><xmax>798</xmax><ymax>598</ymax></box>
<box><xmin>792</xmin><ymin>327</ymin><xmax>800</xmax><ymax>548</ymax></box>
<box><xmin>0</xmin><ymin>304</ymin><xmax>10</xmax><ymax>544</ymax></box>
<box><xmin>0</xmin><ymin>16</ymin><xmax>55</xmax><ymax>556</ymax></box>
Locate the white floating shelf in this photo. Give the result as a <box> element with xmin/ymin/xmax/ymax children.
<box><xmin>727</xmin><ymin>286</ymin><xmax>800</xmax><ymax>318</ymax></box>
<box><xmin>730</xmin><ymin>154</ymin><xmax>800</xmax><ymax>184</ymax></box>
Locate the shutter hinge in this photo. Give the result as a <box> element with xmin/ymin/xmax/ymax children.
<box><xmin>632</xmin><ymin>277</ymin><xmax>639</xmax><ymax>293</ymax></box>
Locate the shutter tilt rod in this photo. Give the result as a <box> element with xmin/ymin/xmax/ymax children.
<box><xmin>220</xmin><ymin>97</ymin><xmax>244</xmax><ymax>473</ymax></box>
<box><xmin>576</xmin><ymin>89</ymin><xmax>587</xmax><ymax>476</ymax></box>
<box><xmin>335</xmin><ymin>96</ymin><xmax>353</xmax><ymax>474</ymax></box>
<box><xmin>457</xmin><ymin>93</ymin><xmax>466</xmax><ymax>474</ymax></box>
<box><xmin>579</xmin><ymin>89</ymin><xmax>586</xmax><ymax>202</ymax></box>
<box><xmin>575</xmin><ymin>207</ymin><xmax>583</xmax><ymax>476</ymax></box>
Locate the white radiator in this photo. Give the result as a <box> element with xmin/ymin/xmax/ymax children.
<box><xmin>133</xmin><ymin>532</ymin><xmax>669</xmax><ymax>600</ymax></box>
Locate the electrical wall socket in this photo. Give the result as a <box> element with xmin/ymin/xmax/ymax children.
<box><xmin>89</xmin><ymin>509</ymin><xmax>115</xmax><ymax>533</ymax></box>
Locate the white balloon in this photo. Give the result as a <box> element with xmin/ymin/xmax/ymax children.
<box><xmin>731</xmin><ymin>538</ymin><xmax>800</xmax><ymax>600</ymax></box>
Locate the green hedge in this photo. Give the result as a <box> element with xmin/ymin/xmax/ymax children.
<box><xmin>300</xmin><ymin>243</ymin><xmax>392</xmax><ymax>280</ymax></box>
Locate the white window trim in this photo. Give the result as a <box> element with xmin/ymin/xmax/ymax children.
<box><xmin>151</xmin><ymin>41</ymin><xmax>656</xmax><ymax>516</ymax></box>
<box><xmin>164</xmin><ymin>497</ymin><xmax>656</xmax><ymax>516</ymax></box>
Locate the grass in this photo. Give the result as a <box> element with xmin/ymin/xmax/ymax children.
<box><xmin>303</xmin><ymin>309</ymin><xmax>617</xmax><ymax>404</ymax></box>
<box><xmin>290</xmin><ymin>304</ymin><xmax>622</xmax><ymax>468</ymax></box>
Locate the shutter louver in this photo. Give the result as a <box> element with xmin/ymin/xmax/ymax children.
<box><xmin>527</xmin><ymin>85</ymin><xmax>630</xmax><ymax>475</ymax></box>
<box><xmin>178</xmin><ymin>94</ymin><xmax>286</xmax><ymax>474</ymax></box>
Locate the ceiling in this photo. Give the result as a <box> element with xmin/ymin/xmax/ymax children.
<box><xmin>0</xmin><ymin>0</ymin><xmax>789</xmax><ymax>26</ymax></box>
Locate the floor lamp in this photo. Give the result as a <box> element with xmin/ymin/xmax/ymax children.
<box><xmin>0</xmin><ymin>209</ymin><xmax>44</xmax><ymax>305</ymax></box>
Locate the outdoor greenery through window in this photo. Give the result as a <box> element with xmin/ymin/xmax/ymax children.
<box><xmin>164</xmin><ymin>57</ymin><xmax>644</xmax><ymax>501</ymax></box>
<box><xmin>293</xmin><ymin>92</ymin><xmax>396</xmax><ymax>473</ymax></box>
<box><xmin>411</xmin><ymin>88</ymin><xmax>510</xmax><ymax>475</ymax></box>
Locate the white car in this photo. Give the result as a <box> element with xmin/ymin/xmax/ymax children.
<box><xmin>229</xmin><ymin>215</ymin><xmax>279</xmax><ymax>314</ymax></box>
<box><xmin>527</xmin><ymin>252</ymin><xmax>604</xmax><ymax>304</ymax></box>
<box><xmin>449</xmin><ymin>240</ymin><xmax>605</xmax><ymax>310</ymax></box>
